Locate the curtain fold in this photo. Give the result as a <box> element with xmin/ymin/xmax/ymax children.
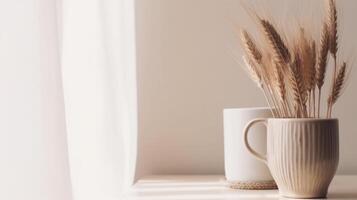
<box><xmin>0</xmin><ymin>0</ymin><xmax>137</xmax><ymax>199</ymax></box>
<box><xmin>0</xmin><ymin>0</ymin><xmax>72</xmax><ymax>199</ymax></box>
<box><xmin>61</xmin><ymin>0</ymin><xmax>137</xmax><ymax>199</ymax></box>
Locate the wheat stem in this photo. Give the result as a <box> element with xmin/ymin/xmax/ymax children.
<box><xmin>261</xmin><ymin>85</ymin><xmax>277</xmax><ymax>117</ymax></box>
<box><xmin>317</xmin><ymin>89</ymin><xmax>321</xmax><ymax>117</ymax></box>
<box><xmin>312</xmin><ymin>88</ymin><xmax>316</xmax><ymax>118</ymax></box>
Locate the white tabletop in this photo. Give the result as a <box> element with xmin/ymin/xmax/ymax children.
<box><xmin>124</xmin><ymin>175</ymin><xmax>357</xmax><ymax>200</ymax></box>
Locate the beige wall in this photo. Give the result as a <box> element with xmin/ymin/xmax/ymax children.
<box><xmin>135</xmin><ymin>0</ymin><xmax>357</xmax><ymax>177</ymax></box>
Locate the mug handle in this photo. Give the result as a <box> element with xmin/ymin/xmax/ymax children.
<box><xmin>243</xmin><ymin>118</ymin><xmax>268</xmax><ymax>165</ymax></box>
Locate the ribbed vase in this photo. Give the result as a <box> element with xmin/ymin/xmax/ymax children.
<box><xmin>267</xmin><ymin>119</ymin><xmax>339</xmax><ymax>198</ymax></box>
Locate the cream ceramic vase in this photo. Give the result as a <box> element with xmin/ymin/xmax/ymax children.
<box><xmin>244</xmin><ymin>118</ymin><xmax>339</xmax><ymax>199</ymax></box>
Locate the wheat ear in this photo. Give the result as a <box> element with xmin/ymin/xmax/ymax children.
<box><xmin>328</xmin><ymin>62</ymin><xmax>346</xmax><ymax>117</ymax></box>
<box><xmin>260</xmin><ymin>19</ymin><xmax>290</xmax><ymax>67</ymax></box>
<box><xmin>299</xmin><ymin>29</ymin><xmax>315</xmax><ymax>92</ymax></box>
<box><xmin>289</xmin><ymin>54</ymin><xmax>307</xmax><ymax>117</ymax></box>
<box><xmin>241</xmin><ymin>30</ymin><xmax>263</xmax><ymax>64</ymax></box>
<box><xmin>328</xmin><ymin>0</ymin><xmax>338</xmax><ymax>57</ymax></box>
<box><xmin>310</xmin><ymin>42</ymin><xmax>317</xmax><ymax>87</ymax></box>
<box><xmin>316</xmin><ymin>23</ymin><xmax>330</xmax><ymax>117</ymax></box>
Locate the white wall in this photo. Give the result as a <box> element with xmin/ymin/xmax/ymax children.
<box><xmin>135</xmin><ymin>0</ymin><xmax>357</xmax><ymax>177</ymax></box>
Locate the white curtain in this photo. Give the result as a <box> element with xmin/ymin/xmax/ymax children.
<box><xmin>0</xmin><ymin>0</ymin><xmax>137</xmax><ymax>199</ymax></box>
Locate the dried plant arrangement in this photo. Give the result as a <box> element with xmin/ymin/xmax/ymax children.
<box><xmin>240</xmin><ymin>0</ymin><xmax>351</xmax><ymax>118</ymax></box>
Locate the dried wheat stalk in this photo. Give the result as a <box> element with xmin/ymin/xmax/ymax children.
<box><xmin>297</xmin><ymin>29</ymin><xmax>316</xmax><ymax>117</ymax></box>
<box><xmin>238</xmin><ymin>0</ymin><xmax>351</xmax><ymax>118</ymax></box>
<box><xmin>289</xmin><ymin>53</ymin><xmax>307</xmax><ymax>118</ymax></box>
<box><xmin>327</xmin><ymin>0</ymin><xmax>339</xmax><ymax>117</ymax></box>
<box><xmin>311</xmin><ymin>42</ymin><xmax>317</xmax><ymax>117</ymax></box>
<box><xmin>328</xmin><ymin>62</ymin><xmax>347</xmax><ymax>116</ymax></box>
<box><xmin>241</xmin><ymin>31</ymin><xmax>277</xmax><ymax>117</ymax></box>
<box><xmin>316</xmin><ymin>22</ymin><xmax>330</xmax><ymax>117</ymax></box>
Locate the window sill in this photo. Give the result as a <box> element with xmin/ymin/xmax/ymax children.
<box><xmin>124</xmin><ymin>175</ymin><xmax>357</xmax><ymax>200</ymax></box>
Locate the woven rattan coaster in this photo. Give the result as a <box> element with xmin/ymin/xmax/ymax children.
<box><xmin>228</xmin><ymin>180</ymin><xmax>278</xmax><ymax>190</ymax></box>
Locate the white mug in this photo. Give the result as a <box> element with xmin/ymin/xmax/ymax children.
<box><xmin>223</xmin><ymin>107</ymin><xmax>276</xmax><ymax>189</ymax></box>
